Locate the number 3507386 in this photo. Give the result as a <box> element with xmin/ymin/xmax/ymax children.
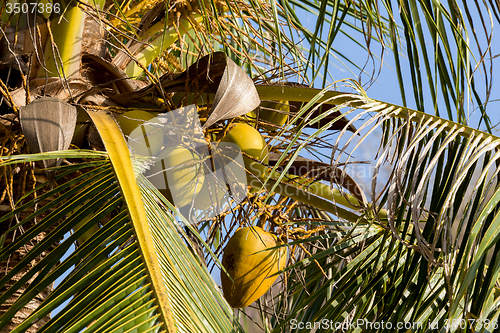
<box><xmin>5</xmin><ymin>1</ymin><xmax>61</xmax><ymax>18</ymax></box>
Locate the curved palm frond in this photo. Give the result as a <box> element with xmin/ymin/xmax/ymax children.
<box><xmin>280</xmin><ymin>0</ymin><xmax>494</xmax><ymax>131</ymax></box>
<box><xmin>0</xmin><ymin>110</ymin><xmax>241</xmax><ymax>332</ymax></box>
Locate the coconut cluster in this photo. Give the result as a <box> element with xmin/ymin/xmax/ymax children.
<box><xmin>116</xmin><ymin>105</ymin><xmax>288</xmax><ymax>308</ymax></box>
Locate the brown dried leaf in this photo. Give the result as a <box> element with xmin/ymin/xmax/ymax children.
<box><xmin>202</xmin><ymin>55</ymin><xmax>260</xmax><ymax>129</ymax></box>
<box><xmin>113</xmin><ymin>52</ymin><xmax>260</xmax><ymax>129</ymax></box>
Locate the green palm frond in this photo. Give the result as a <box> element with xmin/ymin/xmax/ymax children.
<box><xmin>241</xmin><ymin>83</ymin><xmax>500</xmax><ymax>331</ymax></box>
<box><xmin>281</xmin><ymin>0</ymin><xmax>494</xmax><ymax>129</ymax></box>
<box><xmin>0</xmin><ymin>111</ymin><xmax>241</xmax><ymax>332</ymax></box>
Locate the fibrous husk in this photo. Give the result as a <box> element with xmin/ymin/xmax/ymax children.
<box><xmin>19</xmin><ymin>97</ymin><xmax>77</xmax><ymax>186</ymax></box>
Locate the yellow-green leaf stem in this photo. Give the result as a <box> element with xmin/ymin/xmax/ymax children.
<box><xmin>87</xmin><ymin>110</ymin><xmax>176</xmax><ymax>333</ymax></box>
<box><xmin>253</xmin><ymin>170</ymin><xmax>388</xmax><ymax>222</ymax></box>
<box><xmin>124</xmin><ymin>14</ymin><xmax>203</xmax><ymax>78</ymax></box>
<box><xmin>38</xmin><ymin>2</ymin><xmax>86</xmax><ymax>78</ymax></box>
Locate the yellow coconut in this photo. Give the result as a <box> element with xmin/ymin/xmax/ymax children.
<box><xmin>219</xmin><ymin>123</ymin><xmax>269</xmax><ymax>190</ymax></box>
<box><xmin>247</xmin><ymin>101</ymin><xmax>289</xmax><ymax>131</ymax></box>
<box><xmin>116</xmin><ymin>110</ymin><xmax>163</xmax><ymax>156</ymax></box>
<box><xmin>146</xmin><ymin>146</ymin><xmax>204</xmax><ymax>207</ymax></box>
<box><xmin>221</xmin><ymin>226</ymin><xmax>287</xmax><ymax>308</ymax></box>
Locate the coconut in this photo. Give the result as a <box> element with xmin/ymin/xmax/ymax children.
<box><xmin>221</xmin><ymin>226</ymin><xmax>287</xmax><ymax>308</ymax></box>
<box><xmin>219</xmin><ymin>123</ymin><xmax>269</xmax><ymax>190</ymax></box>
<box><xmin>147</xmin><ymin>146</ymin><xmax>205</xmax><ymax>207</ymax></box>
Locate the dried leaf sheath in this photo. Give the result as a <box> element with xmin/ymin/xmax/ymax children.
<box><xmin>19</xmin><ymin>97</ymin><xmax>77</xmax><ymax>185</ymax></box>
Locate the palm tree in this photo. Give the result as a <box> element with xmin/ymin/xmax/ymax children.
<box><xmin>1</xmin><ymin>0</ymin><xmax>499</xmax><ymax>332</ymax></box>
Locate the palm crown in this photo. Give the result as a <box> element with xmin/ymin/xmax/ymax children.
<box><xmin>0</xmin><ymin>0</ymin><xmax>499</xmax><ymax>332</ymax></box>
